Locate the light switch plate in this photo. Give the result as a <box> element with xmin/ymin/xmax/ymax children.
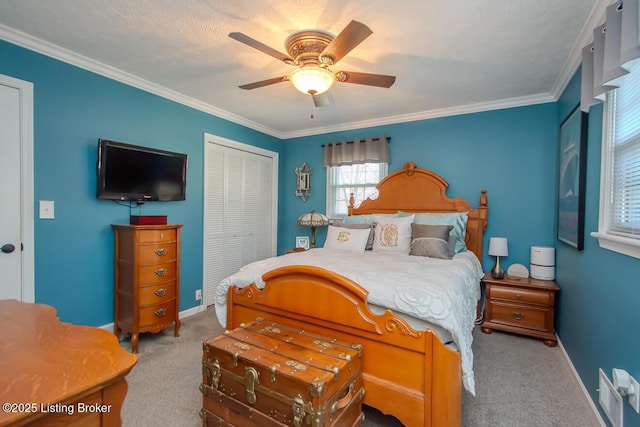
<box><xmin>39</xmin><ymin>200</ymin><xmax>54</xmax><ymax>219</ymax></box>
<box><xmin>599</xmin><ymin>369</ymin><xmax>623</xmax><ymax>427</ymax></box>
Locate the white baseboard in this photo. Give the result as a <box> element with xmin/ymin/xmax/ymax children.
<box><xmin>556</xmin><ymin>335</ymin><xmax>607</xmax><ymax>427</ymax></box>
<box><xmin>99</xmin><ymin>303</ymin><xmax>208</xmax><ymax>336</ymax></box>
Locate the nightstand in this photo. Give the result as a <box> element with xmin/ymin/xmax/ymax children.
<box><xmin>285</xmin><ymin>247</ymin><xmax>307</xmax><ymax>254</ymax></box>
<box><xmin>481</xmin><ymin>272</ymin><xmax>559</xmax><ymax>347</ymax></box>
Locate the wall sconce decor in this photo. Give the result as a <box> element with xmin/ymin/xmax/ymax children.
<box><xmin>295</xmin><ymin>162</ymin><xmax>312</xmax><ymax>202</ymax></box>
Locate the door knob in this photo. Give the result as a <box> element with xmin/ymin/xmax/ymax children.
<box><xmin>1</xmin><ymin>244</ymin><xmax>15</xmax><ymax>253</ymax></box>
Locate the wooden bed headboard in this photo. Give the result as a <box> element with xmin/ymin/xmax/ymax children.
<box><xmin>348</xmin><ymin>161</ymin><xmax>488</xmax><ymax>261</ymax></box>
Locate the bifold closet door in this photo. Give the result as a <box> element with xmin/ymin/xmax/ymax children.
<box><xmin>204</xmin><ymin>140</ymin><xmax>276</xmax><ymax>307</ymax></box>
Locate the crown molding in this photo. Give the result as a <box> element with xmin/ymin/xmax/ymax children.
<box><xmin>281</xmin><ymin>93</ymin><xmax>556</xmax><ymax>139</ymax></box>
<box><xmin>0</xmin><ymin>24</ymin><xmax>283</xmax><ymax>138</ymax></box>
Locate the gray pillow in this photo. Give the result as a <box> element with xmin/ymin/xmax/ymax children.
<box><xmin>409</xmin><ymin>224</ymin><xmax>454</xmax><ymax>259</ymax></box>
<box><xmin>333</xmin><ymin>220</ymin><xmax>376</xmax><ymax>250</ymax></box>
<box><xmin>411</xmin><ymin>223</ymin><xmax>453</xmax><ymax>240</ymax></box>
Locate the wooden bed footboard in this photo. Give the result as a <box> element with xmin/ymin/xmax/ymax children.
<box><xmin>227</xmin><ymin>265</ymin><xmax>462</xmax><ymax>427</ymax></box>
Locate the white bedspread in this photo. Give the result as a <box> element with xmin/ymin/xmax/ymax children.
<box><xmin>214</xmin><ymin>248</ymin><xmax>482</xmax><ymax>395</ymax></box>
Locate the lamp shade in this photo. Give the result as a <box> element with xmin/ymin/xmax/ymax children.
<box><xmin>289</xmin><ymin>66</ymin><xmax>335</xmax><ymax>95</ymax></box>
<box><xmin>297</xmin><ymin>210</ymin><xmax>329</xmax><ymax>227</ymax></box>
<box><xmin>488</xmin><ymin>237</ymin><xmax>508</xmax><ymax>257</ymax></box>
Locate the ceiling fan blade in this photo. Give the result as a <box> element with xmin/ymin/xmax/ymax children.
<box><xmin>229</xmin><ymin>32</ymin><xmax>295</xmax><ymax>64</ymax></box>
<box><xmin>239</xmin><ymin>76</ymin><xmax>288</xmax><ymax>90</ymax></box>
<box><xmin>312</xmin><ymin>93</ymin><xmax>330</xmax><ymax>107</ymax></box>
<box><xmin>320</xmin><ymin>20</ymin><xmax>373</xmax><ymax>65</ymax></box>
<box><xmin>337</xmin><ymin>71</ymin><xmax>396</xmax><ymax>88</ymax></box>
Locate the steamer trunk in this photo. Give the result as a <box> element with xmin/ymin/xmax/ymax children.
<box><xmin>200</xmin><ymin>318</ymin><xmax>364</xmax><ymax>426</ymax></box>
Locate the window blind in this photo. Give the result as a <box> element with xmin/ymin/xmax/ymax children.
<box><xmin>609</xmin><ymin>61</ymin><xmax>640</xmax><ymax>238</ymax></box>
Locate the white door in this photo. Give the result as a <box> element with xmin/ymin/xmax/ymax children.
<box><xmin>0</xmin><ymin>75</ymin><xmax>34</xmax><ymax>302</ymax></box>
<box><xmin>203</xmin><ymin>134</ymin><xmax>278</xmax><ymax>308</ymax></box>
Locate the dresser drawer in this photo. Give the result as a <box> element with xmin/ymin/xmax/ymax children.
<box><xmin>139</xmin><ymin>301</ymin><xmax>176</xmax><ymax>328</ymax></box>
<box><xmin>138</xmin><ymin>229</ymin><xmax>177</xmax><ymax>244</ymax></box>
<box><xmin>140</xmin><ymin>283</ymin><xmax>176</xmax><ymax>305</ymax></box>
<box><xmin>138</xmin><ymin>262</ymin><xmax>177</xmax><ymax>285</ymax></box>
<box><xmin>490</xmin><ymin>303</ymin><xmax>549</xmax><ymax>331</ymax></box>
<box><xmin>490</xmin><ymin>286</ymin><xmax>550</xmax><ymax>305</ymax></box>
<box><xmin>139</xmin><ymin>243</ymin><xmax>177</xmax><ymax>265</ymax></box>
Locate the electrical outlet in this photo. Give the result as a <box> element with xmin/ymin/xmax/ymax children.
<box><xmin>630</xmin><ymin>375</ymin><xmax>640</xmax><ymax>413</ymax></box>
<box><xmin>195</xmin><ymin>289</ymin><xmax>202</xmax><ymax>301</ymax></box>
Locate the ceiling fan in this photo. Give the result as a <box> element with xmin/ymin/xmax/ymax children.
<box><xmin>229</xmin><ymin>20</ymin><xmax>396</xmax><ymax>107</ymax></box>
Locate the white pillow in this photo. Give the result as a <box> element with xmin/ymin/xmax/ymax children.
<box><xmin>323</xmin><ymin>225</ymin><xmax>371</xmax><ymax>253</ymax></box>
<box><xmin>372</xmin><ymin>214</ymin><xmax>414</xmax><ymax>253</ymax></box>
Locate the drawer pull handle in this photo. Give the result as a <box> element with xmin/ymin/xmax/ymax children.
<box><xmin>154</xmin><ymin>308</ymin><xmax>167</xmax><ymax>317</ymax></box>
<box><xmin>154</xmin><ymin>288</ymin><xmax>167</xmax><ymax>297</ymax></box>
<box><xmin>155</xmin><ymin>268</ymin><xmax>167</xmax><ymax>277</ymax></box>
<box><xmin>160</xmin><ymin>233</ymin><xmax>165</xmax><ymax>239</ymax></box>
<box><xmin>155</xmin><ymin>248</ymin><xmax>168</xmax><ymax>256</ymax></box>
<box><xmin>516</xmin><ymin>294</ymin><xmax>521</xmax><ymax>299</ymax></box>
<box><xmin>511</xmin><ymin>312</ymin><xmax>525</xmax><ymax>320</ymax></box>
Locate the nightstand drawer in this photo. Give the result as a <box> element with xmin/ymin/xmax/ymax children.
<box><xmin>490</xmin><ymin>303</ymin><xmax>548</xmax><ymax>331</ymax></box>
<box><xmin>491</xmin><ymin>286</ymin><xmax>550</xmax><ymax>305</ymax></box>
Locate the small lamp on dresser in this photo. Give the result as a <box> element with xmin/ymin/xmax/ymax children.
<box><xmin>488</xmin><ymin>237</ymin><xmax>508</xmax><ymax>279</ymax></box>
<box><xmin>297</xmin><ymin>210</ymin><xmax>329</xmax><ymax>248</ymax></box>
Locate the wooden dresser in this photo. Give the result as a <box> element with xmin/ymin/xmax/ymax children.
<box><xmin>481</xmin><ymin>272</ymin><xmax>559</xmax><ymax>346</ymax></box>
<box><xmin>0</xmin><ymin>300</ymin><xmax>137</xmax><ymax>427</ymax></box>
<box><xmin>112</xmin><ymin>224</ymin><xmax>182</xmax><ymax>353</ymax></box>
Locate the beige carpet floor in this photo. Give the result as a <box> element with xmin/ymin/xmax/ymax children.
<box><xmin>120</xmin><ymin>306</ymin><xmax>602</xmax><ymax>426</ymax></box>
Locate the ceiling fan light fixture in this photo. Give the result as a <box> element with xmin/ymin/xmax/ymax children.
<box><xmin>289</xmin><ymin>66</ymin><xmax>335</xmax><ymax>95</ymax></box>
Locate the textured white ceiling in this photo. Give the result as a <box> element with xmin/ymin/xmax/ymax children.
<box><xmin>0</xmin><ymin>0</ymin><xmax>604</xmax><ymax>138</ymax></box>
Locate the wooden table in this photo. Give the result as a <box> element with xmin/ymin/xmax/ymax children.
<box><xmin>0</xmin><ymin>300</ymin><xmax>137</xmax><ymax>426</ymax></box>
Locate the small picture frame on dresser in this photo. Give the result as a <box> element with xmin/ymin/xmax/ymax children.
<box><xmin>296</xmin><ymin>236</ymin><xmax>310</xmax><ymax>250</ymax></box>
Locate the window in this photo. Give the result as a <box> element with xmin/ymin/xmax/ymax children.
<box><xmin>326</xmin><ymin>162</ymin><xmax>387</xmax><ymax>218</ymax></box>
<box><xmin>592</xmin><ymin>61</ymin><xmax>640</xmax><ymax>259</ymax></box>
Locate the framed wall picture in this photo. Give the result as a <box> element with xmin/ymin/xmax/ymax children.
<box><xmin>296</xmin><ymin>236</ymin><xmax>310</xmax><ymax>250</ymax></box>
<box><xmin>557</xmin><ymin>104</ymin><xmax>588</xmax><ymax>250</ymax></box>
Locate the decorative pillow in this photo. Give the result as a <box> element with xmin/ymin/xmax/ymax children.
<box><xmin>372</xmin><ymin>214</ymin><xmax>414</xmax><ymax>253</ymax></box>
<box><xmin>411</xmin><ymin>223</ymin><xmax>453</xmax><ymax>241</ymax></box>
<box><xmin>333</xmin><ymin>220</ymin><xmax>375</xmax><ymax>250</ymax></box>
<box><xmin>323</xmin><ymin>225</ymin><xmax>370</xmax><ymax>253</ymax></box>
<box><xmin>399</xmin><ymin>211</ymin><xmax>469</xmax><ymax>254</ymax></box>
<box><xmin>409</xmin><ymin>223</ymin><xmax>453</xmax><ymax>259</ymax></box>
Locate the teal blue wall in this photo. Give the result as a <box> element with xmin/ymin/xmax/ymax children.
<box><xmin>1</xmin><ymin>40</ymin><xmax>281</xmax><ymax>326</ymax></box>
<box><xmin>281</xmin><ymin>103</ymin><xmax>559</xmax><ymax>271</ymax></box>
<box><xmin>556</xmin><ymin>69</ymin><xmax>640</xmax><ymax>425</ymax></box>
<box><xmin>7</xmin><ymin>37</ymin><xmax>638</xmax><ymax>425</ymax></box>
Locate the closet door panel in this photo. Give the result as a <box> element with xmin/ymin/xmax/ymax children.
<box><xmin>203</xmin><ymin>138</ymin><xmax>277</xmax><ymax>308</ymax></box>
<box><xmin>204</xmin><ymin>143</ymin><xmax>227</xmax><ymax>305</ymax></box>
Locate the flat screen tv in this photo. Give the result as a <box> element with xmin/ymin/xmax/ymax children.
<box><xmin>97</xmin><ymin>139</ymin><xmax>187</xmax><ymax>202</ymax></box>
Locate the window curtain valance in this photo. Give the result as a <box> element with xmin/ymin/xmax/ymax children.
<box><xmin>323</xmin><ymin>136</ymin><xmax>390</xmax><ymax>167</ymax></box>
<box><xmin>581</xmin><ymin>0</ymin><xmax>640</xmax><ymax>112</ymax></box>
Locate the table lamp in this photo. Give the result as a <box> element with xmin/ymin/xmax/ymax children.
<box><xmin>488</xmin><ymin>237</ymin><xmax>508</xmax><ymax>279</ymax></box>
<box><xmin>297</xmin><ymin>210</ymin><xmax>329</xmax><ymax>248</ymax></box>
